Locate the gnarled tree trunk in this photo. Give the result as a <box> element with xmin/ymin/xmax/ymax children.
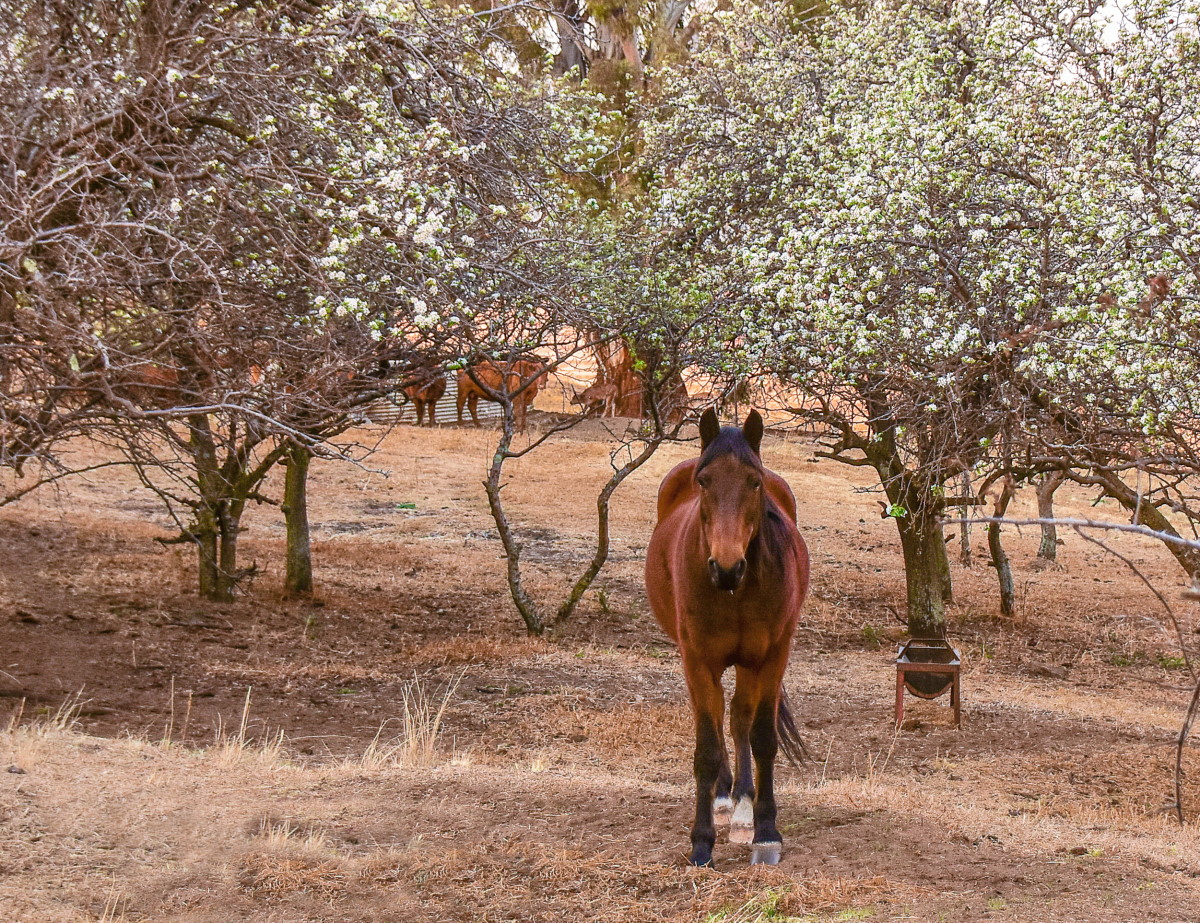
<box><xmin>1036</xmin><ymin>470</ymin><xmax>1065</xmax><ymax>562</ymax></box>
<box><xmin>282</xmin><ymin>442</ymin><xmax>313</xmax><ymax>596</ymax></box>
<box><xmin>987</xmin><ymin>476</ymin><xmax>1016</xmax><ymax>618</ymax></box>
<box><xmin>894</xmin><ymin>503</ymin><xmax>951</xmax><ymax>639</ymax></box>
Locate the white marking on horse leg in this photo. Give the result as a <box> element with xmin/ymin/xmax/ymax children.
<box><xmin>729</xmin><ymin>796</ymin><xmax>754</xmax><ymax>844</ymax></box>
<box><xmin>713</xmin><ymin>796</ymin><xmax>734</xmax><ymax>825</ymax></box>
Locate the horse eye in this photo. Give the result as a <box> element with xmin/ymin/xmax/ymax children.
<box><xmin>697</xmin><ymin>476</ymin><xmax>710</xmax><ymax>490</ymax></box>
<box><xmin>752</xmin><ymin>480</ymin><xmax>762</xmax><ymax>490</ymax></box>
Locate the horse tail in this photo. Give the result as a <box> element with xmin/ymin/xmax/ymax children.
<box><xmin>777</xmin><ymin>683</ymin><xmax>809</xmax><ymax>766</ymax></box>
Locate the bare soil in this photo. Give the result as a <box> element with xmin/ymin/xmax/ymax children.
<box><xmin>2</xmin><ymin>416</ymin><xmax>1200</xmax><ymax>921</ymax></box>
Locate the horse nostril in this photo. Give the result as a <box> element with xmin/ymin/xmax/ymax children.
<box><xmin>708</xmin><ymin>557</ymin><xmax>747</xmax><ymax>591</ymax></box>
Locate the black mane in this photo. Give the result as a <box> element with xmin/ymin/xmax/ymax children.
<box><xmin>696</xmin><ymin>426</ymin><xmax>762</xmax><ymax>476</ymax></box>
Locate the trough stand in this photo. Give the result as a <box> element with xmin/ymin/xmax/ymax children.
<box><xmin>895</xmin><ymin>637</ymin><xmax>961</xmax><ymax>728</ymax></box>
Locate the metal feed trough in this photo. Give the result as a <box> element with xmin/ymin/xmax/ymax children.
<box><xmin>895</xmin><ymin>637</ymin><xmax>961</xmax><ymax>727</ymax></box>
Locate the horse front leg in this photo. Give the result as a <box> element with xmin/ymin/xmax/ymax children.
<box><xmin>682</xmin><ymin>654</ymin><xmax>725</xmax><ymax>867</ymax></box>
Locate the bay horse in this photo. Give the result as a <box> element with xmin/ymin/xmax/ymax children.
<box><xmin>645</xmin><ymin>408</ymin><xmax>810</xmax><ymax>867</ymax></box>
<box><xmin>403</xmin><ymin>370</ymin><xmax>447</xmax><ymax>426</ymax></box>
<box><xmin>455</xmin><ymin>356</ymin><xmax>548</xmax><ymax>433</ymax></box>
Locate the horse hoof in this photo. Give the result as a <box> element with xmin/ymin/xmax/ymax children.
<box><xmin>713</xmin><ymin>797</ymin><xmax>734</xmax><ymax>826</ymax></box>
<box><xmin>750</xmin><ymin>842</ymin><xmax>782</xmax><ymax>866</ymax></box>
<box><xmin>688</xmin><ymin>851</ymin><xmax>715</xmax><ymax>868</ymax></box>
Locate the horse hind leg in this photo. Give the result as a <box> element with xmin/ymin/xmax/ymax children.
<box><xmin>713</xmin><ymin>741</ymin><xmax>734</xmax><ymax>826</ymax></box>
<box><xmin>728</xmin><ymin>674</ymin><xmax>757</xmax><ymax>846</ymax></box>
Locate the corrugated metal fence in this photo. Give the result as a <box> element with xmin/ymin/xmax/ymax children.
<box><xmin>364</xmin><ymin>375</ymin><xmax>502</xmax><ymax>425</ymax></box>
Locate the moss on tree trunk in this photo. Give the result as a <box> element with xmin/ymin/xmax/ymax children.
<box><xmin>1036</xmin><ymin>471</ymin><xmax>1064</xmax><ymax>562</ymax></box>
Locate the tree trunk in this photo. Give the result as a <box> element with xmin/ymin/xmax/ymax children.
<box><xmin>483</xmin><ymin>386</ymin><xmax>669</xmax><ymax>635</ymax></box>
<box><xmin>190</xmin><ymin>414</ymin><xmax>234</xmax><ymax>602</ymax></box>
<box><xmin>987</xmin><ymin>477</ymin><xmax>1016</xmax><ymax>618</ymax></box>
<box><xmin>216</xmin><ymin>497</ymin><xmax>245</xmax><ymax>601</ymax></box>
<box><xmin>282</xmin><ymin>443</ymin><xmax>313</xmax><ymax>596</ymax></box>
<box><xmin>936</xmin><ymin>522</ymin><xmax>953</xmax><ymax>604</ymax></box>
<box><xmin>187</xmin><ymin>412</ymin><xmax>249</xmax><ymax>602</ymax></box>
<box><xmin>192</xmin><ymin>500</ymin><xmax>245</xmax><ymax>602</ymax></box>
<box><xmin>894</xmin><ymin>505</ymin><xmax>950</xmax><ymax>639</ymax></box>
<box><xmin>195</xmin><ymin>506</ymin><xmax>223</xmax><ymax>601</ymax></box>
<box><xmin>864</xmin><ymin>410</ymin><xmax>952</xmax><ymax>637</ymax></box>
<box><xmin>484</xmin><ymin>402</ymin><xmax>545</xmax><ymax>635</ymax></box>
<box><xmin>958</xmin><ymin>470</ymin><xmax>973</xmax><ymax>566</ymax></box>
<box><xmin>1036</xmin><ymin>471</ymin><xmax>1065</xmax><ymax>562</ymax></box>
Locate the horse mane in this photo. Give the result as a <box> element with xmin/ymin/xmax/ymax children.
<box><xmin>696</xmin><ymin>425</ymin><xmax>761</xmax><ymax>476</ymax></box>
<box><xmin>696</xmin><ymin>426</ymin><xmax>793</xmax><ymax>581</ymax></box>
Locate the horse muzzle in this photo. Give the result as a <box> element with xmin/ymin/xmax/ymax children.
<box><xmin>708</xmin><ymin>557</ymin><xmax>747</xmax><ymax>592</ymax></box>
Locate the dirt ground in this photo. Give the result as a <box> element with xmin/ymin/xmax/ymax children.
<box><xmin>2</xmin><ymin>414</ymin><xmax>1200</xmax><ymax>922</ymax></box>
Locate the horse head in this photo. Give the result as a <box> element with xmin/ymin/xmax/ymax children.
<box><xmin>695</xmin><ymin>407</ymin><xmax>766</xmax><ymax>592</ymax></box>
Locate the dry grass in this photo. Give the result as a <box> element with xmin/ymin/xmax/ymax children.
<box><xmin>208</xmin><ymin>687</ymin><xmax>287</xmax><ymax>769</ymax></box>
<box><xmin>353</xmin><ymin>672</ymin><xmax>462</xmax><ymax>770</ymax></box>
<box><xmin>696</xmin><ymin>873</ymin><xmax>929</xmax><ymax>921</ymax></box>
<box><xmin>2</xmin><ymin>694</ymin><xmax>84</xmax><ymax>773</ymax></box>
<box><xmin>237</xmin><ymin>854</ymin><xmax>350</xmax><ymax>902</ymax></box>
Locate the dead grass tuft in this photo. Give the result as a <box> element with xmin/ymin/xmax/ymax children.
<box><xmin>237</xmin><ymin>854</ymin><xmax>349</xmax><ymax>901</ymax></box>
<box><xmin>209</xmin><ymin>687</ymin><xmax>286</xmax><ymax>769</ymax></box>
<box><xmin>351</xmin><ymin>672</ymin><xmax>461</xmax><ymax>770</ymax></box>
<box><xmin>2</xmin><ymin>693</ymin><xmax>84</xmax><ymax>771</ymax></box>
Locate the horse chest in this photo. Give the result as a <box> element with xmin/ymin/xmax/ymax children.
<box><xmin>680</xmin><ymin>588</ymin><xmax>786</xmax><ymax>666</ymax></box>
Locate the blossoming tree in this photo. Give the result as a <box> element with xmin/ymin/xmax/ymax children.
<box><xmin>648</xmin><ymin>0</ymin><xmax>1182</xmax><ymax>635</ymax></box>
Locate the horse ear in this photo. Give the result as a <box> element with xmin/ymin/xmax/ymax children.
<box><xmin>743</xmin><ymin>409</ymin><xmax>764</xmax><ymax>455</ymax></box>
<box><xmin>699</xmin><ymin>408</ymin><xmax>720</xmax><ymax>450</ymax></box>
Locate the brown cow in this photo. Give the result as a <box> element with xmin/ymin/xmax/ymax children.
<box><xmin>456</xmin><ymin>356</ymin><xmax>549</xmax><ymax>432</ymax></box>
<box><xmin>403</xmin><ymin>370</ymin><xmax>447</xmax><ymax>426</ymax></box>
